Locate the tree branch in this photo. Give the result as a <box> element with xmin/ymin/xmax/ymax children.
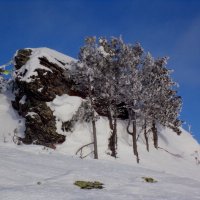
<box><xmin>75</xmin><ymin>142</ymin><xmax>94</xmax><ymax>158</ymax></box>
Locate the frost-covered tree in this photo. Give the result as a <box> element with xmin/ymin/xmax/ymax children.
<box><xmin>95</xmin><ymin>37</ymin><xmax>123</xmax><ymax>158</ymax></box>
<box><xmin>71</xmin><ymin>35</ymin><xmax>182</xmax><ymax>162</ymax></box>
<box><xmin>140</xmin><ymin>53</ymin><xmax>157</xmax><ymax>150</ymax></box>
<box><xmin>70</xmin><ymin>36</ymin><xmax>121</xmax><ymax>158</ymax></box>
<box><xmin>140</xmin><ymin>53</ymin><xmax>182</xmax><ymax>149</ymax></box>
<box><xmin>70</xmin><ymin>37</ymin><xmax>100</xmax><ymax>159</ymax></box>
<box><xmin>119</xmin><ymin>43</ymin><xmax>143</xmax><ymax>163</ymax></box>
<box><xmin>72</xmin><ymin>36</ymin><xmax>142</xmax><ymax>158</ymax></box>
<box><xmin>158</xmin><ymin>89</ymin><xmax>182</xmax><ymax>135</ymax></box>
<box><xmin>95</xmin><ymin>37</ymin><xmax>143</xmax><ymax>159</ymax></box>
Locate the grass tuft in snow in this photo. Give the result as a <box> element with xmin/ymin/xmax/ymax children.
<box><xmin>74</xmin><ymin>180</ymin><xmax>104</xmax><ymax>189</ymax></box>
<box><xmin>142</xmin><ymin>177</ymin><xmax>157</xmax><ymax>183</ymax></box>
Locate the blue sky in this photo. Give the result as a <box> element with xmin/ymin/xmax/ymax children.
<box><xmin>0</xmin><ymin>0</ymin><xmax>200</xmax><ymax>141</ymax></box>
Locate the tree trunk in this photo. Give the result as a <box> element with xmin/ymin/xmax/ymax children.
<box><xmin>92</xmin><ymin>118</ymin><xmax>98</xmax><ymax>159</ymax></box>
<box><xmin>88</xmin><ymin>85</ymin><xmax>98</xmax><ymax>159</ymax></box>
<box><xmin>132</xmin><ymin>112</ymin><xmax>139</xmax><ymax>163</ymax></box>
<box><xmin>152</xmin><ymin>120</ymin><xmax>158</xmax><ymax>149</ymax></box>
<box><xmin>107</xmin><ymin>107</ymin><xmax>114</xmax><ymax>130</ymax></box>
<box><xmin>114</xmin><ymin>117</ymin><xmax>117</xmax><ymax>151</ymax></box>
<box><xmin>108</xmin><ymin>109</ymin><xmax>117</xmax><ymax>158</ymax></box>
<box><xmin>144</xmin><ymin>120</ymin><xmax>149</xmax><ymax>152</ymax></box>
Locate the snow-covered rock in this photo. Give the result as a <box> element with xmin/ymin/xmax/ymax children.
<box><xmin>12</xmin><ymin>48</ymin><xmax>74</xmax><ymax>147</ymax></box>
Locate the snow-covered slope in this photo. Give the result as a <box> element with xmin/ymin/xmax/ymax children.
<box><xmin>1</xmin><ymin>144</ymin><xmax>200</xmax><ymax>200</ymax></box>
<box><xmin>0</xmin><ymin>91</ymin><xmax>25</xmax><ymax>141</ymax></box>
<box><xmin>0</xmin><ymin>48</ymin><xmax>200</xmax><ymax>199</ymax></box>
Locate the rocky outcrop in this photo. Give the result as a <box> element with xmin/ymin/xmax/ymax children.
<box><xmin>12</xmin><ymin>48</ymin><xmax>70</xmax><ymax>148</ymax></box>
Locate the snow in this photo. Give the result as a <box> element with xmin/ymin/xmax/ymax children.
<box><xmin>98</xmin><ymin>46</ymin><xmax>109</xmax><ymax>57</ymax></box>
<box><xmin>47</xmin><ymin>94</ymin><xmax>83</xmax><ymax>135</ymax></box>
<box><xmin>19</xmin><ymin>95</ymin><xmax>26</xmax><ymax>104</ymax></box>
<box><xmin>38</xmin><ymin>87</ymin><xmax>43</xmax><ymax>92</ymax></box>
<box><xmin>26</xmin><ymin>112</ymin><xmax>37</xmax><ymax>119</ymax></box>
<box><xmin>0</xmin><ymin>91</ymin><xmax>25</xmax><ymax>142</ymax></box>
<box><xmin>47</xmin><ymin>94</ymin><xmax>82</xmax><ymax>122</ymax></box>
<box><xmin>14</xmin><ymin>48</ymin><xmax>75</xmax><ymax>83</ymax></box>
<box><xmin>1</xmin><ymin>145</ymin><xmax>200</xmax><ymax>200</ymax></box>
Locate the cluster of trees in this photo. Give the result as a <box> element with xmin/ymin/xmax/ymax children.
<box><xmin>70</xmin><ymin>36</ymin><xmax>182</xmax><ymax>163</ymax></box>
<box><xmin>0</xmin><ymin>37</ymin><xmax>181</xmax><ymax>162</ymax></box>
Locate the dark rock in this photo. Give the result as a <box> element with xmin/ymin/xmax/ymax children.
<box><xmin>15</xmin><ymin>49</ymin><xmax>32</xmax><ymax>69</ymax></box>
<box><xmin>12</xmin><ymin>49</ymin><xmax>67</xmax><ymax>148</ymax></box>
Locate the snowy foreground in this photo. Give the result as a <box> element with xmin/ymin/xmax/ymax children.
<box><xmin>1</xmin><ymin>85</ymin><xmax>200</xmax><ymax>199</ymax></box>
<box><xmin>0</xmin><ymin>144</ymin><xmax>200</xmax><ymax>200</ymax></box>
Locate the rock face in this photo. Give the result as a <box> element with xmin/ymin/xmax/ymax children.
<box><xmin>12</xmin><ymin>48</ymin><xmax>73</xmax><ymax>148</ymax></box>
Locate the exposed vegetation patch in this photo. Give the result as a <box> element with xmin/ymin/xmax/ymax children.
<box><xmin>142</xmin><ymin>177</ymin><xmax>157</xmax><ymax>183</ymax></box>
<box><xmin>74</xmin><ymin>180</ymin><xmax>104</xmax><ymax>189</ymax></box>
